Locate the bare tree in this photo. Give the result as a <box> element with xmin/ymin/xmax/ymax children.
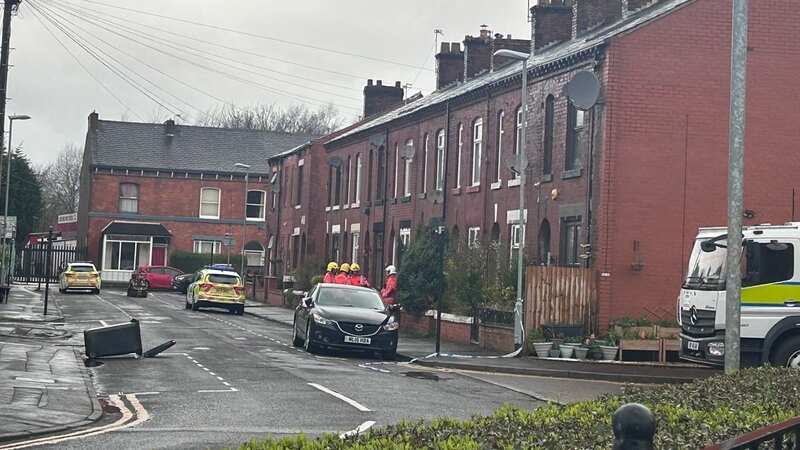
<box><xmin>37</xmin><ymin>144</ymin><xmax>82</xmax><ymax>228</ymax></box>
<box><xmin>197</xmin><ymin>103</ymin><xmax>341</xmax><ymax>136</ymax></box>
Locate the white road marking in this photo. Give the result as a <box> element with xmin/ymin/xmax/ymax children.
<box><xmin>307</xmin><ymin>383</ymin><xmax>371</xmax><ymax>412</ymax></box>
<box><xmin>130</xmin><ymin>391</ymin><xmax>160</xmax><ymax>396</ymax></box>
<box><xmin>192</xmin><ymin>347</ymin><xmax>211</xmax><ymax>350</ymax></box>
<box><xmin>222</xmin><ymin>381</ymin><xmax>231</xmax><ymax>386</ymax></box>
<box><xmin>197</xmin><ymin>388</ymin><xmax>238</xmax><ymax>393</ymax></box>
<box><xmin>340</xmin><ymin>420</ymin><xmax>376</xmax><ymax>439</ymax></box>
<box><xmin>14</xmin><ymin>377</ymin><xmax>55</xmax><ymax>384</ymax></box>
<box><xmin>216</xmin><ymin>376</ymin><xmax>224</xmax><ymax>381</ymax></box>
<box><xmin>209</xmin><ymin>372</ymin><xmax>216</xmax><ymax>376</ymax></box>
<box><xmin>0</xmin><ymin>394</ymin><xmax>142</xmax><ymax>449</ymax></box>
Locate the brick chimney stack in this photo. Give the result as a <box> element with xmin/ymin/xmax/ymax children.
<box><xmin>435</xmin><ymin>42</ymin><xmax>464</xmax><ymax>90</ymax></box>
<box><xmin>491</xmin><ymin>33</ymin><xmax>532</xmax><ymax>71</ymax></box>
<box><xmin>363</xmin><ymin>79</ymin><xmax>404</xmax><ymax>118</ymax></box>
<box><xmin>463</xmin><ymin>26</ymin><xmax>493</xmax><ymax>80</ymax></box>
<box><xmin>88</xmin><ymin>111</ymin><xmax>99</xmax><ymax>131</ymax></box>
<box><xmin>572</xmin><ymin>0</ymin><xmax>623</xmax><ymax>38</ymax></box>
<box><xmin>530</xmin><ymin>0</ymin><xmax>574</xmax><ymax>53</ymax></box>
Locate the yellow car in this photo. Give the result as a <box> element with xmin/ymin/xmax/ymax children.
<box><xmin>185</xmin><ymin>268</ymin><xmax>245</xmax><ymax>315</ymax></box>
<box><xmin>59</xmin><ymin>262</ymin><xmax>101</xmax><ymax>294</ymax></box>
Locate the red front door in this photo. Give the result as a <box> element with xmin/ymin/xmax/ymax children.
<box><xmin>152</xmin><ymin>246</ymin><xmax>167</xmax><ymax>267</ymax></box>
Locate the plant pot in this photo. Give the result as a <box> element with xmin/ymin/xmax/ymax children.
<box><xmin>590</xmin><ymin>347</ymin><xmax>603</xmax><ymax>360</ymax></box>
<box><xmin>599</xmin><ymin>345</ymin><xmax>619</xmax><ymax>361</ymax></box>
<box><xmin>531</xmin><ymin>341</ymin><xmax>553</xmax><ymax>358</ymax></box>
<box><xmin>559</xmin><ymin>344</ymin><xmax>575</xmax><ymax>358</ymax></box>
<box><xmin>548</xmin><ymin>349</ymin><xmax>562</xmax><ymax>357</ymax></box>
<box><xmin>574</xmin><ymin>346</ymin><xmax>589</xmax><ymax>359</ymax></box>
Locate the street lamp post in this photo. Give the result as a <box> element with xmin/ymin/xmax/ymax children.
<box><xmin>1</xmin><ymin>114</ymin><xmax>30</xmax><ymax>285</ymax></box>
<box><xmin>234</xmin><ymin>163</ymin><xmax>251</xmax><ymax>279</ymax></box>
<box><xmin>493</xmin><ymin>50</ymin><xmax>529</xmax><ymax>352</ymax></box>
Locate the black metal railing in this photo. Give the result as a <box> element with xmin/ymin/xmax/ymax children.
<box><xmin>478</xmin><ymin>307</ymin><xmax>515</xmax><ymax>327</ymax></box>
<box><xmin>13</xmin><ymin>245</ymin><xmax>87</xmax><ymax>283</ymax></box>
<box><xmin>703</xmin><ymin>416</ymin><xmax>800</xmax><ymax>450</ymax></box>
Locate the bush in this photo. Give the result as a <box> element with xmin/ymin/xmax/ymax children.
<box><xmin>169</xmin><ymin>251</ymin><xmax>244</xmax><ymax>274</ymax></box>
<box><xmin>236</xmin><ymin>367</ymin><xmax>800</xmax><ymax>449</ymax></box>
<box><xmin>396</xmin><ymin>224</ymin><xmax>447</xmax><ymax>314</ymax></box>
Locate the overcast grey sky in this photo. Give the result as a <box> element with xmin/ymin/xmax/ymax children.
<box><xmin>7</xmin><ymin>0</ymin><xmax>531</xmax><ymax>167</ymax></box>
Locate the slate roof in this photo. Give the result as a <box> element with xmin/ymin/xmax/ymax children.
<box><xmin>89</xmin><ymin>119</ymin><xmax>316</xmax><ymax>175</ymax></box>
<box><xmin>328</xmin><ymin>0</ymin><xmax>693</xmax><ymax>145</ymax></box>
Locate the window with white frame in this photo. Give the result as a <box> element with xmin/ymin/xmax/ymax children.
<box><xmin>103</xmin><ymin>236</ymin><xmax>150</xmax><ymax>271</ymax></box>
<box><xmin>393</xmin><ymin>143</ymin><xmax>399</xmax><ymax>198</ymax></box>
<box><xmin>345</xmin><ymin>156</ymin><xmax>352</xmax><ymax>204</ymax></box>
<box><xmin>514</xmin><ymin>107</ymin><xmax>523</xmax><ymax>179</ymax></box>
<box><xmin>422</xmin><ymin>134</ymin><xmax>429</xmax><ymax>193</ymax></box>
<box><xmin>468</xmin><ymin>227</ymin><xmax>481</xmax><ymax>248</ymax></box>
<box><xmin>193</xmin><ymin>240</ymin><xmax>221</xmax><ymax>254</ymax></box>
<box><xmin>351</xmin><ymin>232</ymin><xmax>360</xmax><ymax>264</ymax></box>
<box><xmin>354</xmin><ymin>154</ymin><xmax>362</xmax><ymax>204</ymax></box>
<box><xmin>119</xmin><ymin>183</ymin><xmax>139</xmax><ymax>213</ymax></box>
<box><xmin>244</xmin><ymin>241</ymin><xmax>265</xmax><ymax>267</ymax></box>
<box><xmin>199</xmin><ymin>187</ymin><xmax>221</xmax><ymax>219</ymax></box>
<box><xmin>456</xmin><ymin>124</ymin><xmax>463</xmax><ymax>188</ymax></box>
<box><xmin>471</xmin><ymin>118</ymin><xmax>483</xmax><ymax>186</ymax></box>
<box><xmin>495</xmin><ymin>111</ymin><xmax>504</xmax><ymax>183</ymax></box>
<box><xmin>330</xmin><ymin>232</ymin><xmax>341</xmax><ymax>261</ymax></box>
<box><xmin>435</xmin><ymin>130</ymin><xmax>445</xmax><ymax>191</ymax></box>
<box><xmin>403</xmin><ymin>139</ymin><xmax>413</xmax><ymax>197</ymax></box>
<box><xmin>246</xmin><ymin>190</ymin><xmax>266</xmax><ymax>220</ymax></box>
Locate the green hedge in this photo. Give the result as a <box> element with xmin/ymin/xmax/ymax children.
<box><xmin>236</xmin><ymin>367</ymin><xmax>800</xmax><ymax>449</ymax></box>
<box><xmin>169</xmin><ymin>251</ymin><xmax>244</xmax><ymax>274</ymax></box>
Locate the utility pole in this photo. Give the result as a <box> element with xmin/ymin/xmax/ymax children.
<box><xmin>724</xmin><ymin>0</ymin><xmax>749</xmax><ymax>374</ymax></box>
<box><xmin>0</xmin><ymin>0</ymin><xmax>20</xmax><ymax>160</ymax></box>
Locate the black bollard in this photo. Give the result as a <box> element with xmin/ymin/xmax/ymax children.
<box><xmin>612</xmin><ymin>403</ymin><xmax>656</xmax><ymax>450</ymax></box>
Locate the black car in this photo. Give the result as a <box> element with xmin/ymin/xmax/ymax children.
<box><xmin>172</xmin><ymin>272</ymin><xmax>194</xmax><ymax>294</ymax></box>
<box><xmin>293</xmin><ymin>283</ymin><xmax>400</xmax><ymax>359</ymax></box>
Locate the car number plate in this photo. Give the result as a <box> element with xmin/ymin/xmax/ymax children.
<box><xmin>687</xmin><ymin>340</ymin><xmax>700</xmax><ymax>351</ymax></box>
<box><xmin>344</xmin><ymin>336</ymin><xmax>371</xmax><ymax>345</ymax></box>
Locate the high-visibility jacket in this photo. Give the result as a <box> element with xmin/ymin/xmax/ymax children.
<box><xmin>323</xmin><ymin>272</ymin><xmax>336</xmax><ymax>283</ymax></box>
<box><xmin>334</xmin><ymin>272</ymin><xmax>349</xmax><ymax>284</ymax></box>
<box><xmin>349</xmin><ymin>274</ymin><xmax>370</xmax><ymax>288</ymax></box>
<box><xmin>380</xmin><ymin>274</ymin><xmax>397</xmax><ymax>304</ymax></box>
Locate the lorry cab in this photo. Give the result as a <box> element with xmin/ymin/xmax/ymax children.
<box><xmin>680</xmin><ymin>223</ymin><xmax>800</xmax><ymax>368</ymax></box>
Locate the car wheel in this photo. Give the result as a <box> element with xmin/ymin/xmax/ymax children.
<box><xmin>142</xmin><ymin>280</ymin><xmax>150</xmax><ymax>290</ymax></box>
<box><xmin>292</xmin><ymin>318</ymin><xmax>303</xmax><ymax>347</ymax></box>
<box><xmin>238</xmin><ymin>305</ymin><xmax>245</xmax><ymax>315</ymax></box>
<box><xmin>93</xmin><ymin>288</ymin><xmax>101</xmax><ymax>294</ymax></box>
<box><xmin>184</xmin><ymin>300</ymin><xmax>190</xmax><ymax>309</ymax></box>
<box><xmin>304</xmin><ymin>322</ymin><xmax>317</xmax><ymax>354</ymax></box>
<box><xmin>771</xmin><ymin>335</ymin><xmax>800</xmax><ymax>368</ymax></box>
<box><xmin>191</xmin><ymin>296</ymin><xmax>199</xmax><ymax>311</ymax></box>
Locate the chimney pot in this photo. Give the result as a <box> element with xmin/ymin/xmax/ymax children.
<box><xmin>395</xmin><ymin>81</ymin><xmax>401</xmax><ymax>88</ymax></box>
<box><xmin>440</xmin><ymin>42</ymin><xmax>450</xmax><ymax>53</ymax></box>
<box><xmin>507</xmin><ymin>34</ymin><xmax>512</xmax><ymax>39</ymax></box>
<box><xmin>367</xmin><ymin>79</ymin><xmax>373</xmax><ymax>86</ymax></box>
<box><xmin>376</xmin><ymin>80</ymin><xmax>383</xmax><ymax>86</ymax></box>
<box><xmin>451</xmin><ymin>42</ymin><xmax>461</xmax><ymax>52</ymax></box>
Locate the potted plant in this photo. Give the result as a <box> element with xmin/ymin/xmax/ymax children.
<box><xmin>574</xmin><ymin>345</ymin><xmax>590</xmax><ymax>359</ymax></box>
<box><xmin>598</xmin><ymin>331</ymin><xmax>620</xmax><ymax>361</ymax></box>
<box><xmin>559</xmin><ymin>336</ymin><xmax>581</xmax><ymax>358</ymax></box>
<box><xmin>528</xmin><ymin>327</ymin><xmax>553</xmax><ymax>358</ymax></box>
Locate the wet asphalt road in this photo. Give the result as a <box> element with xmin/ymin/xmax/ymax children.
<box><xmin>33</xmin><ymin>289</ymin><xmax>542</xmax><ymax>450</ymax></box>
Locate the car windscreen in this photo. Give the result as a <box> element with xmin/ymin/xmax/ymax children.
<box><xmin>317</xmin><ymin>287</ymin><xmax>384</xmax><ymax>310</ymax></box>
<box><xmin>207</xmin><ymin>274</ymin><xmax>240</xmax><ymax>285</ymax></box>
<box><xmin>70</xmin><ymin>265</ymin><xmax>95</xmax><ymax>273</ymax></box>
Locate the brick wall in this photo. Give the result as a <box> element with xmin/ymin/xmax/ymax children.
<box><xmin>479</xmin><ymin>324</ymin><xmax>514</xmax><ymax>353</ymax></box>
<box><xmin>597</xmin><ymin>0</ymin><xmax>800</xmax><ymax>327</ymax></box>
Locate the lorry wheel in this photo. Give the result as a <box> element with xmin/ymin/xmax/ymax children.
<box><xmin>771</xmin><ymin>335</ymin><xmax>800</xmax><ymax>368</ymax></box>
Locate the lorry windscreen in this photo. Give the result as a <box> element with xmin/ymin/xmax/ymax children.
<box><xmin>684</xmin><ymin>239</ymin><xmax>727</xmax><ymax>290</ymax></box>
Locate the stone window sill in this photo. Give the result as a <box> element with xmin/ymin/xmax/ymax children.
<box><xmin>561</xmin><ymin>168</ymin><xmax>583</xmax><ymax>180</ymax></box>
<box><xmin>417</xmin><ymin>193</ymin><xmax>427</xmax><ymax>199</ymax></box>
<box><xmin>507</xmin><ymin>178</ymin><xmax>521</xmax><ymax>188</ymax></box>
<box><xmin>400</xmin><ymin>195</ymin><xmax>412</xmax><ymax>203</ymax></box>
<box><xmin>491</xmin><ymin>181</ymin><xmax>502</xmax><ymax>190</ymax></box>
<box><xmin>451</xmin><ymin>187</ymin><xmax>462</xmax><ymax>196</ymax></box>
<box><xmin>466</xmin><ymin>185</ymin><xmax>480</xmax><ymax>194</ymax></box>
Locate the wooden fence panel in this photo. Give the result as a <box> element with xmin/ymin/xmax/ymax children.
<box><xmin>525</xmin><ymin>266</ymin><xmax>597</xmax><ymax>335</ymax></box>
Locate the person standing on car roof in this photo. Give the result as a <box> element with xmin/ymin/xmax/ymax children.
<box><xmin>348</xmin><ymin>263</ymin><xmax>370</xmax><ymax>287</ymax></box>
<box><xmin>380</xmin><ymin>265</ymin><xmax>398</xmax><ymax>305</ymax></box>
<box><xmin>323</xmin><ymin>262</ymin><xmax>338</xmax><ymax>283</ymax></box>
<box><xmin>335</xmin><ymin>263</ymin><xmax>350</xmax><ymax>284</ymax></box>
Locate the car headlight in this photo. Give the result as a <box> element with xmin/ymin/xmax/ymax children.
<box><xmin>312</xmin><ymin>312</ymin><xmax>334</xmax><ymax>326</ymax></box>
<box><xmin>383</xmin><ymin>316</ymin><xmax>399</xmax><ymax>331</ymax></box>
<box><xmin>707</xmin><ymin>341</ymin><xmax>725</xmax><ymax>357</ymax></box>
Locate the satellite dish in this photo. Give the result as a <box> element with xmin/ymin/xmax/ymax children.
<box><xmin>504</xmin><ymin>152</ymin><xmax>528</xmax><ymax>173</ymax></box>
<box><xmin>401</xmin><ymin>142</ymin><xmax>415</xmax><ymax>160</ymax></box>
<box><xmin>327</xmin><ymin>156</ymin><xmax>343</xmax><ymax>168</ymax></box>
<box><xmin>563</xmin><ymin>70</ymin><xmax>600</xmax><ymax>110</ymax></box>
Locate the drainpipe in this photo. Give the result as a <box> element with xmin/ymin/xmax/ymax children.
<box><xmin>435</xmin><ymin>101</ymin><xmax>452</xmax><ymax>356</ymax></box>
<box><xmin>584</xmin><ymin>105</ymin><xmax>596</xmax><ymax>269</ymax></box>
<box><xmin>274</xmin><ymin>163</ymin><xmax>284</xmax><ymax>285</ymax></box>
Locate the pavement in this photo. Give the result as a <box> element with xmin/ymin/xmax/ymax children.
<box><xmin>244</xmin><ymin>302</ymin><xmax>720</xmax><ymax>384</ymax></box>
<box><xmin>0</xmin><ymin>285</ymin><xmax>103</xmax><ymax>443</ymax></box>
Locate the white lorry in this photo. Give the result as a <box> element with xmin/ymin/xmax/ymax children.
<box><xmin>679</xmin><ymin>223</ymin><xmax>800</xmax><ymax>368</ymax></box>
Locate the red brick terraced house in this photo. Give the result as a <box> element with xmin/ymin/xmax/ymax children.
<box><xmin>77</xmin><ymin>112</ymin><xmax>314</xmax><ymax>283</ymax></box>
<box><xmin>268</xmin><ymin>0</ymin><xmax>800</xmax><ymax>329</ymax></box>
